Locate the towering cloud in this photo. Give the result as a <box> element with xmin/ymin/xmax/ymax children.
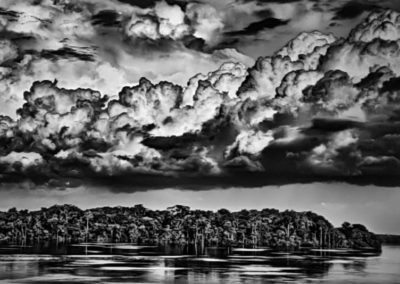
<box><xmin>125</xmin><ymin>1</ymin><xmax>190</xmax><ymax>40</ymax></box>
<box><xmin>0</xmin><ymin>0</ymin><xmax>253</xmax><ymax>119</ymax></box>
<box><xmin>238</xmin><ymin>31</ymin><xmax>336</xmax><ymax>101</ymax></box>
<box><xmin>349</xmin><ymin>10</ymin><xmax>400</xmax><ymax>42</ymax></box>
<box><xmin>2</xmin><ymin>6</ymin><xmax>400</xmax><ymax>189</ymax></box>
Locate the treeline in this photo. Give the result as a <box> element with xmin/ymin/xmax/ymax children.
<box><xmin>0</xmin><ymin>204</ymin><xmax>381</xmax><ymax>251</ymax></box>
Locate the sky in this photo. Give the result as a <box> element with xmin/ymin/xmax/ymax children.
<box><xmin>1</xmin><ymin>0</ymin><xmax>400</xmax><ymax>234</ymax></box>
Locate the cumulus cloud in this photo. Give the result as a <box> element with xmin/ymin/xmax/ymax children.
<box><xmin>320</xmin><ymin>38</ymin><xmax>400</xmax><ymax>81</ymax></box>
<box><xmin>3</xmin><ymin>6</ymin><xmax>400</xmax><ymax>188</ymax></box>
<box><xmin>349</xmin><ymin>10</ymin><xmax>400</xmax><ymax>42</ymax></box>
<box><xmin>125</xmin><ymin>1</ymin><xmax>190</xmax><ymax>40</ymax></box>
<box><xmin>0</xmin><ymin>0</ymin><xmax>253</xmax><ymax>119</ymax></box>
<box><xmin>123</xmin><ymin>1</ymin><xmax>224</xmax><ymax>45</ymax></box>
<box><xmin>225</xmin><ymin>130</ymin><xmax>274</xmax><ymax>158</ymax></box>
<box><xmin>182</xmin><ymin>62</ymin><xmax>248</xmax><ymax>105</ymax></box>
<box><xmin>275</xmin><ymin>31</ymin><xmax>336</xmax><ymax>62</ymax></box>
<box><xmin>186</xmin><ymin>2</ymin><xmax>224</xmax><ymax>44</ymax></box>
<box><xmin>306</xmin><ymin>130</ymin><xmax>360</xmax><ymax>175</ymax></box>
<box><xmin>0</xmin><ymin>152</ymin><xmax>44</xmax><ymax>171</ymax></box>
<box><xmin>275</xmin><ymin>70</ymin><xmax>324</xmax><ymax>113</ymax></box>
<box><xmin>238</xmin><ymin>31</ymin><xmax>336</xmax><ymax>101</ymax></box>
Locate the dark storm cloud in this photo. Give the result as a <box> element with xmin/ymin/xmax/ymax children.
<box><xmin>35</xmin><ymin>48</ymin><xmax>96</xmax><ymax>62</ymax></box>
<box><xmin>91</xmin><ymin>10</ymin><xmax>122</xmax><ymax>27</ymax></box>
<box><xmin>116</xmin><ymin>0</ymin><xmax>189</xmax><ymax>9</ymax></box>
<box><xmin>380</xmin><ymin>76</ymin><xmax>400</xmax><ymax>93</ymax></box>
<box><xmin>225</xmin><ymin>17</ymin><xmax>289</xmax><ymax>36</ymax></box>
<box><xmin>306</xmin><ymin>118</ymin><xmax>364</xmax><ymax>133</ymax></box>
<box><xmin>238</xmin><ymin>0</ymin><xmax>301</xmax><ymax>3</ymax></box>
<box><xmin>182</xmin><ymin>36</ymin><xmax>206</xmax><ymax>52</ymax></box>
<box><xmin>0</xmin><ymin>7</ymin><xmax>19</xmax><ymax>19</ymax></box>
<box><xmin>333</xmin><ymin>1</ymin><xmax>378</xmax><ymax>20</ymax></box>
<box><xmin>117</xmin><ymin>0</ymin><xmax>158</xmax><ymax>8</ymax></box>
<box><xmin>141</xmin><ymin>134</ymin><xmax>200</xmax><ymax>150</ymax></box>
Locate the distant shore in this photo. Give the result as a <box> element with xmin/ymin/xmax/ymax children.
<box><xmin>0</xmin><ymin>204</ymin><xmax>382</xmax><ymax>252</ymax></box>
<box><xmin>377</xmin><ymin>234</ymin><xmax>400</xmax><ymax>245</ymax></box>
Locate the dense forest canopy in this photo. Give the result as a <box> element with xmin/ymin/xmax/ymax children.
<box><xmin>0</xmin><ymin>204</ymin><xmax>381</xmax><ymax>251</ymax></box>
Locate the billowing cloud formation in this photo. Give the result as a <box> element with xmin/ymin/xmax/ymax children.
<box><xmin>237</xmin><ymin>31</ymin><xmax>336</xmax><ymax>101</ymax></box>
<box><xmin>3</xmin><ymin>8</ymin><xmax>400</xmax><ymax>189</ymax></box>
<box><xmin>125</xmin><ymin>1</ymin><xmax>221</xmax><ymax>41</ymax></box>
<box><xmin>0</xmin><ymin>0</ymin><xmax>254</xmax><ymax>118</ymax></box>
<box><xmin>136</xmin><ymin>3</ymin><xmax>186</xmax><ymax>39</ymax></box>
<box><xmin>275</xmin><ymin>31</ymin><xmax>337</xmax><ymax>61</ymax></box>
<box><xmin>349</xmin><ymin>10</ymin><xmax>400</xmax><ymax>42</ymax></box>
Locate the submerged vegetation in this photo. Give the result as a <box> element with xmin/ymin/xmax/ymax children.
<box><xmin>0</xmin><ymin>204</ymin><xmax>381</xmax><ymax>251</ymax></box>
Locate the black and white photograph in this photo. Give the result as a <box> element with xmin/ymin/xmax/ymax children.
<box><xmin>0</xmin><ymin>0</ymin><xmax>400</xmax><ymax>283</ymax></box>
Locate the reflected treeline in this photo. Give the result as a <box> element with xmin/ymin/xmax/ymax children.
<box><xmin>0</xmin><ymin>204</ymin><xmax>381</xmax><ymax>251</ymax></box>
<box><xmin>0</xmin><ymin>244</ymin><xmax>378</xmax><ymax>284</ymax></box>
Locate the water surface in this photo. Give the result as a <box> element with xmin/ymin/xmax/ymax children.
<box><xmin>0</xmin><ymin>244</ymin><xmax>399</xmax><ymax>283</ymax></box>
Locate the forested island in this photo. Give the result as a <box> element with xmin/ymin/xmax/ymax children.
<box><xmin>0</xmin><ymin>204</ymin><xmax>381</xmax><ymax>251</ymax></box>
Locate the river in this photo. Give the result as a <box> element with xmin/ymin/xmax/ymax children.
<box><xmin>0</xmin><ymin>244</ymin><xmax>399</xmax><ymax>283</ymax></box>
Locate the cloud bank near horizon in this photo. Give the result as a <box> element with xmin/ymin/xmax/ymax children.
<box><xmin>1</xmin><ymin>2</ymin><xmax>400</xmax><ymax>190</ymax></box>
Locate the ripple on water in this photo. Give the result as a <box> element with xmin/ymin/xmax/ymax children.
<box><xmin>188</xmin><ymin>258</ymin><xmax>228</xmax><ymax>262</ymax></box>
<box><xmin>0</xmin><ymin>255</ymin><xmax>59</xmax><ymax>261</ymax></box>
<box><xmin>325</xmin><ymin>259</ymin><xmax>355</xmax><ymax>264</ymax></box>
<box><xmin>4</xmin><ymin>273</ymin><xmax>103</xmax><ymax>283</ymax></box>
<box><xmin>239</xmin><ymin>271</ymin><xmax>301</xmax><ymax>276</ymax></box>
<box><xmin>158</xmin><ymin>255</ymin><xmax>194</xmax><ymax>259</ymax></box>
<box><xmin>232</xmin><ymin>248</ymin><xmax>270</xmax><ymax>252</ymax></box>
<box><xmin>311</xmin><ymin>249</ymin><xmax>355</xmax><ymax>253</ymax></box>
<box><xmin>98</xmin><ymin>266</ymin><xmax>187</xmax><ymax>271</ymax></box>
<box><xmin>70</xmin><ymin>244</ymin><xmax>156</xmax><ymax>249</ymax></box>
<box><xmin>70</xmin><ymin>259</ymin><xmax>126</xmax><ymax>266</ymax></box>
<box><xmin>112</xmin><ymin>245</ymin><xmax>157</xmax><ymax>250</ymax></box>
<box><xmin>226</xmin><ymin>265</ymin><xmax>302</xmax><ymax>276</ymax></box>
<box><xmin>66</xmin><ymin>254</ymin><xmax>118</xmax><ymax>259</ymax></box>
<box><xmin>233</xmin><ymin>265</ymin><xmax>301</xmax><ymax>272</ymax></box>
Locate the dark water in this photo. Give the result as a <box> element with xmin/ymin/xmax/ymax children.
<box><xmin>0</xmin><ymin>244</ymin><xmax>399</xmax><ymax>283</ymax></box>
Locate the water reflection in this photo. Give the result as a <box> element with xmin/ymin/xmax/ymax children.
<box><xmin>0</xmin><ymin>244</ymin><xmax>398</xmax><ymax>283</ymax></box>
